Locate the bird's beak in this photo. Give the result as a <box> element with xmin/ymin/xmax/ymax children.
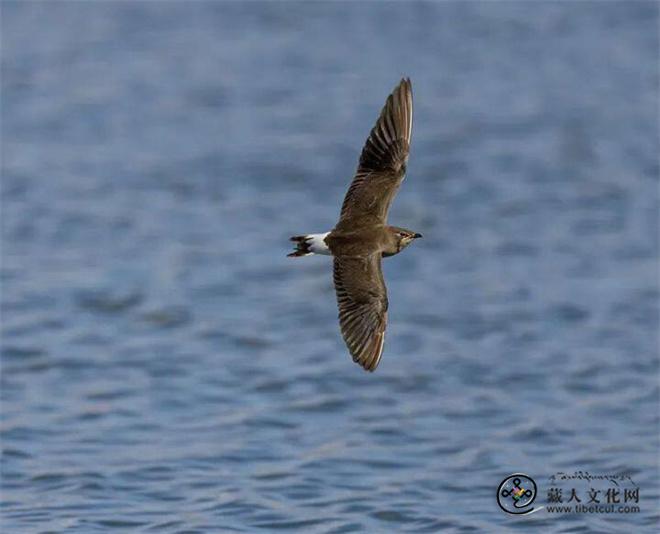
<box><xmin>414</xmin><ymin>233</ymin><xmax>423</xmax><ymax>239</ymax></box>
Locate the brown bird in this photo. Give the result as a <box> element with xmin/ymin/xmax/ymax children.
<box><xmin>288</xmin><ymin>78</ymin><xmax>421</xmax><ymax>371</ymax></box>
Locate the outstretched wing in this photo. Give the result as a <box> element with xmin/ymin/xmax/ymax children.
<box><xmin>333</xmin><ymin>254</ymin><xmax>388</xmax><ymax>371</ymax></box>
<box><xmin>337</xmin><ymin>78</ymin><xmax>413</xmax><ymax>228</ymax></box>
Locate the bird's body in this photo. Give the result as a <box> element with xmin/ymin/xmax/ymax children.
<box><xmin>289</xmin><ymin>78</ymin><xmax>421</xmax><ymax>371</ymax></box>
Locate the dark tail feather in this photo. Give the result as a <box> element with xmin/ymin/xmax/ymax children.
<box><xmin>288</xmin><ymin>235</ymin><xmax>312</xmax><ymax>257</ymax></box>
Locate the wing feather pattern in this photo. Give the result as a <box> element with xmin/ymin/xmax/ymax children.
<box><xmin>338</xmin><ymin>78</ymin><xmax>413</xmax><ymax>227</ymax></box>
<box><xmin>333</xmin><ymin>254</ymin><xmax>388</xmax><ymax>371</ymax></box>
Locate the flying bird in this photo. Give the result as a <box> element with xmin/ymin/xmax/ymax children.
<box><xmin>288</xmin><ymin>78</ymin><xmax>421</xmax><ymax>372</ymax></box>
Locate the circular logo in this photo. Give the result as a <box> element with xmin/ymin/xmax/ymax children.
<box><xmin>497</xmin><ymin>473</ymin><xmax>538</xmax><ymax>515</ymax></box>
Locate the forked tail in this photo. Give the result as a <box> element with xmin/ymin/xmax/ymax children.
<box><xmin>288</xmin><ymin>235</ymin><xmax>312</xmax><ymax>257</ymax></box>
<box><xmin>287</xmin><ymin>232</ymin><xmax>331</xmax><ymax>257</ymax></box>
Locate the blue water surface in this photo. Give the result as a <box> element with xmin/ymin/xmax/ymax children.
<box><xmin>2</xmin><ymin>1</ymin><xmax>659</xmax><ymax>532</ymax></box>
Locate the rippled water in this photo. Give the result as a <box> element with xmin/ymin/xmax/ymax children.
<box><xmin>2</xmin><ymin>2</ymin><xmax>659</xmax><ymax>532</ymax></box>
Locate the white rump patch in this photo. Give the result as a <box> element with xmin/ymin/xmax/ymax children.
<box><xmin>307</xmin><ymin>232</ymin><xmax>331</xmax><ymax>255</ymax></box>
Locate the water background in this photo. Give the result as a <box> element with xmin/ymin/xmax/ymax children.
<box><xmin>2</xmin><ymin>1</ymin><xmax>659</xmax><ymax>532</ymax></box>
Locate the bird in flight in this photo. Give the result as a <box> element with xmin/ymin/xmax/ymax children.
<box><xmin>288</xmin><ymin>78</ymin><xmax>421</xmax><ymax>372</ymax></box>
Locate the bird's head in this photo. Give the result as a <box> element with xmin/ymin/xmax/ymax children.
<box><xmin>389</xmin><ymin>226</ymin><xmax>423</xmax><ymax>254</ymax></box>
